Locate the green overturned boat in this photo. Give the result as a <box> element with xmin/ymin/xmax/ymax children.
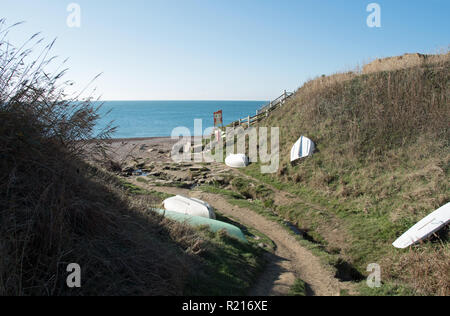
<box><xmin>152</xmin><ymin>209</ymin><xmax>247</xmax><ymax>243</ymax></box>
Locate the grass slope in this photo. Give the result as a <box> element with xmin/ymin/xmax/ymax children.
<box><xmin>244</xmin><ymin>53</ymin><xmax>449</xmax><ymax>295</ymax></box>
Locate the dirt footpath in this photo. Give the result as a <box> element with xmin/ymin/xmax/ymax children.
<box><xmin>111</xmin><ymin>137</ymin><xmax>352</xmax><ymax>296</ymax></box>
<box><xmin>131</xmin><ymin>180</ymin><xmax>349</xmax><ymax>296</ymax></box>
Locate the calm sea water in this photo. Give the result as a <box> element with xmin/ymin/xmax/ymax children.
<box><xmin>94</xmin><ymin>100</ymin><xmax>267</xmax><ymax>138</ymax></box>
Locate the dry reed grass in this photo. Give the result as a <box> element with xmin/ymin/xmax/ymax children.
<box><xmin>363</xmin><ymin>52</ymin><xmax>450</xmax><ymax>74</ymax></box>
<box><xmin>383</xmin><ymin>243</ymin><xmax>450</xmax><ymax>296</ymax></box>
<box><xmin>0</xmin><ymin>20</ymin><xmax>204</xmax><ymax>296</ymax></box>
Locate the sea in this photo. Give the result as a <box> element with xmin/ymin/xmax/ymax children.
<box><xmin>94</xmin><ymin>100</ymin><xmax>268</xmax><ymax>138</ymax></box>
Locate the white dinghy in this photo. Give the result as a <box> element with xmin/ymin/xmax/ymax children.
<box><xmin>225</xmin><ymin>154</ymin><xmax>249</xmax><ymax>168</ymax></box>
<box><xmin>163</xmin><ymin>195</ymin><xmax>216</xmax><ymax>219</ymax></box>
<box><xmin>393</xmin><ymin>203</ymin><xmax>450</xmax><ymax>249</ymax></box>
<box><xmin>290</xmin><ymin>136</ymin><xmax>315</xmax><ymax>163</ymax></box>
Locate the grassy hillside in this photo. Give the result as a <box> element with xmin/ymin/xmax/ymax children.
<box><xmin>248</xmin><ymin>53</ymin><xmax>449</xmax><ymax>295</ymax></box>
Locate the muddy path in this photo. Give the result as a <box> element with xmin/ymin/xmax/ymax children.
<box><xmin>130</xmin><ymin>179</ymin><xmax>350</xmax><ymax>296</ymax></box>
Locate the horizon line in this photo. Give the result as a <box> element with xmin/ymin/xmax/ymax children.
<box><xmin>97</xmin><ymin>99</ymin><xmax>270</xmax><ymax>102</ymax></box>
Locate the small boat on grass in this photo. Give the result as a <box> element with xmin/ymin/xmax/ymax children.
<box><xmin>290</xmin><ymin>136</ymin><xmax>315</xmax><ymax>163</ymax></box>
<box><xmin>225</xmin><ymin>154</ymin><xmax>249</xmax><ymax>168</ymax></box>
<box><xmin>393</xmin><ymin>203</ymin><xmax>450</xmax><ymax>249</ymax></box>
<box><xmin>163</xmin><ymin>195</ymin><xmax>216</xmax><ymax>219</ymax></box>
<box><xmin>152</xmin><ymin>208</ymin><xmax>247</xmax><ymax>243</ymax></box>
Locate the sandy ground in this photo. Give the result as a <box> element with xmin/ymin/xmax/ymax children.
<box><xmin>110</xmin><ymin>137</ymin><xmax>352</xmax><ymax>296</ymax></box>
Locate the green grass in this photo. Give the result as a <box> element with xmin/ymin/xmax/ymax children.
<box><xmin>357</xmin><ymin>282</ymin><xmax>416</xmax><ymax>296</ymax></box>
<box><xmin>239</xmin><ymin>56</ymin><xmax>450</xmax><ymax>295</ymax></box>
<box><xmin>215</xmin><ymin>212</ymin><xmax>276</xmax><ymax>252</ymax></box>
<box><xmin>241</xmin><ymin>164</ymin><xmax>408</xmax><ymax>275</ymax></box>
<box><xmin>153</xmin><ymin>181</ymin><xmax>193</xmax><ymax>189</ymax></box>
<box><xmin>198</xmin><ymin>168</ymin><xmax>423</xmax><ymax>296</ymax></box>
<box><xmin>136</xmin><ymin>177</ymin><xmax>150</xmax><ymax>184</ymax></box>
<box><xmin>120</xmin><ymin>179</ymin><xmax>173</xmax><ymax>200</ymax></box>
<box><xmin>199</xmin><ymin>184</ymin><xmax>246</xmax><ymax>200</ymax></box>
<box><xmin>185</xmin><ymin>227</ymin><xmax>267</xmax><ymax>296</ymax></box>
<box><xmin>241</xmin><ymin>158</ymin><xmax>448</xmax><ymax>279</ymax></box>
<box><xmin>121</xmin><ymin>179</ymin><xmax>271</xmax><ymax>296</ymax></box>
<box><xmin>288</xmin><ymin>279</ymin><xmax>308</xmax><ymax>296</ymax></box>
<box><xmin>231</xmin><ymin>177</ymin><xmax>274</xmax><ymax>201</ymax></box>
<box><xmin>178</xmin><ymin>203</ymin><xmax>272</xmax><ymax>296</ymax></box>
<box><xmin>197</xmin><ymin>184</ymin><xmax>339</xmax><ymax>271</ymax></box>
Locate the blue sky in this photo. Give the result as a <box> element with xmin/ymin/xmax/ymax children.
<box><xmin>1</xmin><ymin>0</ymin><xmax>449</xmax><ymax>100</ymax></box>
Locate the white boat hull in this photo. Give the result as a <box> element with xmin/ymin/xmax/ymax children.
<box><xmin>290</xmin><ymin>136</ymin><xmax>315</xmax><ymax>162</ymax></box>
<box><xmin>393</xmin><ymin>203</ymin><xmax>450</xmax><ymax>249</ymax></box>
<box><xmin>225</xmin><ymin>154</ymin><xmax>249</xmax><ymax>168</ymax></box>
<box><xmin>163</xmin><ymin>195</ymin><xmax>216</xmax><ymax>219</ymax></box>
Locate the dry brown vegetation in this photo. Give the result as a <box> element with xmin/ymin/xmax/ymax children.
<box><xmin>382</xmin><ymin>243</ymin><xmax>449</xmax><ymax>296</ymax></box>
<box><xmin>281</xmin><ymin>53</ymin><xmax>449</xmax><ymax>156</ymax></box>
<box><xmin>0</xmin><ymin>20</ymin><xmax>200</xmax><ymax>295</ymax></box>
<box><xmin>363</xmin><ymin>52</ymin><xmax>450</xmax><ymax>74</ymax></box>
<box><xmin>250</xmin><ymin>52</ymin><xmax>449</xmax><ymax>295</ymax></box>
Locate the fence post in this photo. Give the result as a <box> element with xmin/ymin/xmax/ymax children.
<box><xmin>247</xmin><ymin>116</ymin><xmax>250</xmax><ymax>128</ymax></box>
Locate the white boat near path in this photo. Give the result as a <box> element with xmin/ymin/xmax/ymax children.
<box><xmin>225</xmin><ymin>154</ymin><xmax>249</xmax><ymax>168</ymax></box>
<box><xmin>163</xmin><ymin>195</ymin><xmax>216</xmax><ymax>219</ymax></box>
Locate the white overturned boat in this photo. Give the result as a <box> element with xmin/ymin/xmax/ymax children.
<box><xmin>163</xmin><ymin>195</ymin><xmax>216</xmax><ymax>219</ymax></box>
<box><xmin>393</xmin><ymin>203</ymin><xmax>450</xmax><ymax>249</ymax></box>
<box><xmin>225</xmin><ymin>154</ymin><xmax>249</xmax><ymax>168</ymax></box>
<box><xmin>291</xmin><ymin>136</ymin><xmax>315</xmax><ymax>162</ymax></box>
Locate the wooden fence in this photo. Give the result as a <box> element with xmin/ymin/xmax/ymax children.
<box><xmin>227</xmin><ymin>90</ymin><xmax>294</xmax><ymax>129</ymax></box>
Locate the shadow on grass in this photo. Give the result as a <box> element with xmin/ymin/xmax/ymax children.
<box><xmin>251</xmin><ymin>252</ymin><xmax>314</xmax><ymax>296</ymax></box>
